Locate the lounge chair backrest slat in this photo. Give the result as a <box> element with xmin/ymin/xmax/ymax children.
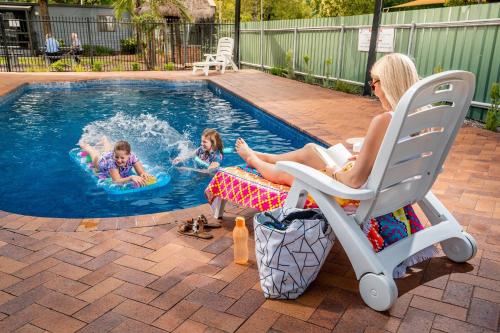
<box><xmin>215</xmin><ymin>37</ymin><xmax>234</xmax><ymax>62</ymax></box>
<box><xmin>355</xmin><ymin>71</ymin><xmax>475</xmax><ymax>223</ymax></box>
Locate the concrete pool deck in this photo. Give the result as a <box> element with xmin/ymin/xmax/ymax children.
<box><xmin>0</xmin><ymin>70</ymin><xmax>499</xmax><ymax>332</ymax></box>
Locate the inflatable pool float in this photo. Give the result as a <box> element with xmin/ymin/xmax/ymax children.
<box><xmin>69</xmin><ymin>148</ymin><xmax>171</xmax><ymax>196</ymax></box>
<box><xmin>193</xmin><ymin>147</ymin><xmax>234</xmax><ymax>168</ymax></box>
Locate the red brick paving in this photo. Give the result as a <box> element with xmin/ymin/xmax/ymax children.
<box><xmin>0</xmin><ymin>70</ymin><xmax>499</xmax><ymax>332</ymax></box>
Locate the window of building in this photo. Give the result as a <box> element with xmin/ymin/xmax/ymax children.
<box><xmin>97</xmin><ymin>15</ymin><xmax>115</xmax><ymax>32</ymax></box>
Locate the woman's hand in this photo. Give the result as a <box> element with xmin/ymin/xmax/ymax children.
<box><xmin>172</xmin><ymin>157</ymin><xmax>182</xmax><ymax>165</ymax></box>
<box><xmin>324</xmin><ymin>165</ymin><xmax>336</xmax><ymax>178</ymax></box>
<box><xmin>130</xmin><ymin>175</ymin><xmax>146</xmax><ymax>187</ymax></box>
<box><xmin>348</xmin><ymin>155</ymin><xmax>358</xmax><ymax>161</ymax></box>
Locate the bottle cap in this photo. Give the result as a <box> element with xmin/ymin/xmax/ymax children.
<box><xmin>235</xmin><ymin>216</ymin><xmax>245</xmax><ymax>227</ymax></box>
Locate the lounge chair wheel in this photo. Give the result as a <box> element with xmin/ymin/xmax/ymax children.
<box><xmin>442</xmin><ymin>231</ymin><xmax>477</xmax><ymax>263</ymax></box>
<box><xmin>359</xmin><ymin>273</ymin><xmax>397</xmax><ymax>311</ymax></box>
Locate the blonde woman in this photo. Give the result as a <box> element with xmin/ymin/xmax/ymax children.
<box><xmin>236</xmin><ymin>53</ymin><xmax>420</xmax><ymax>188</ymax></box>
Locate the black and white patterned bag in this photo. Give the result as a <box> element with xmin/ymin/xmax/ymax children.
<box><xmin>253</xmin><ymin>207</ymin><xmax>335</xmax><ymax>299</ymax></box>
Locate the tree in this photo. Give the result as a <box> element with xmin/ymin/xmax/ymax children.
<box><xmin>112</xmin><ymin>0</ymin><xmax>189</xmax><ymax>20</ymax></box>
<box><xmin>111</xmin><ymin>0</ymin><xmax>189</xmax><ymax>69</ymax></box>
<box><xmin>215</xmin><ymin>0</ymin><xmax>312</xmax><ymax>22</ymax></box>
<box><xmin>444</xmin><ymin>0</ymin><xmax>476</xmax><ymax>6</ymax></box>
<box><xmin>311</xmin><ymin>0</ymin><xmax>375</xmax><ymax>17</ymax></box>
<box><xmin>38</xmin><ymin>0</ymin><xmax>51</xmax><ymax>37</ymax></box>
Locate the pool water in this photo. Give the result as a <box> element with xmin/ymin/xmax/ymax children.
<box><xmin>0</xmin><ymin>80</ymin><xmax>318</xmax><ymax>218</ymax></box>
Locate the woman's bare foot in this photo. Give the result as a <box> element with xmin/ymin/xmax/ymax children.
<box><xmin>235</xmin><ymin>138</ymin><xmax>258</xmax><ymax>167</ymax></box>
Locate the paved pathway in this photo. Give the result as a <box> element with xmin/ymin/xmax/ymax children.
<box><xmin>0</xmin><ymin>70</ymin><xmax>498</xmax><ymax>332</ymax></box>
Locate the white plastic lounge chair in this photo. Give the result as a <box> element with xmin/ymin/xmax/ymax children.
<box><xmin>276</xmin><ymin>70</ymin><xmax>477</xmax><ymax>311</ymax></box>
<box><xmin>192</xmin><ymin>37</ymin><xmax>238</xmax><ymax>76</ymax></box>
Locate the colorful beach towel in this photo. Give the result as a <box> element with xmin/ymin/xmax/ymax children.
<box><xmin>205</xmin><ymin>166</ymin><xmax>436</xmax><ymax>277</ymax></box>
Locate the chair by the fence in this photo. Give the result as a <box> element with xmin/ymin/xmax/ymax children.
<box><xmin>192</xmin><ymin>37</ymin><xmax>238</xmax><ymax>76</ymax></box>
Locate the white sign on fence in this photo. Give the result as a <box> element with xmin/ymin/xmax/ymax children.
<box><xmin>8</xmin><ymin>20</ymin><xmax>20</xmax><ymax>28</ymax></box>
<box><xmin>358</xmin><ymin>28</ymin><xmax>395</xmax><ymax>53</ymax></box>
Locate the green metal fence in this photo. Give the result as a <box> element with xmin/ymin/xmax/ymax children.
<box><xmin>240</xmin><ymin>3</ymin><xmax>500</xmax><ymax>121</ymax></box>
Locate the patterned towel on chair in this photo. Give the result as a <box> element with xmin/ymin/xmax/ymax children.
<box><xmin>205</xmin><ymin>166</ymin><xmax>436</xmax><ymax>277</ymax></box>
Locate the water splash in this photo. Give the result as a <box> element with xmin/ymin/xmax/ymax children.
<box><xmin>80</xmin><ymin>112</ymin><xmax>193</xmax><ymax>171</ymax></box>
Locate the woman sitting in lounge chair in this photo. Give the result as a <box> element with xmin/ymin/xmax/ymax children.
<box><xmin>236</xmin><ymin>53</ymin><xmax>419</xmax><ymax>188</ymax></box>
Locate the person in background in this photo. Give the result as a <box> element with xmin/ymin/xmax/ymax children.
<box><xmin>70</xmin><ymin>32</ymin><xmax>83</xmax><ymax>64</ymax></box>
<box><xmin>45</xmin><ymin>33</ymin><xmax>61</xmax><ymax>63</ymax></box>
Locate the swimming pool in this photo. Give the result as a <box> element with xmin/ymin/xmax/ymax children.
<box><xmin>0</xmin><ymin>80</ymin><xmax>319</xmax><ymax>218</ymax></box>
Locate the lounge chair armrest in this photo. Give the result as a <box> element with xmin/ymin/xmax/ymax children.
<box><xmin>276</xmin><ymin>161</ymin><xmax>375</xmax><ymax>200</ymax></box>
<box><xmin>203</xmin><ymin>54</ymin><xmax>217</xmax><ymax>62</ymax></box>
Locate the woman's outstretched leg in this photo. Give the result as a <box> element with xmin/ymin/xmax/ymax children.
<box><xmin>236</xmin><ymin>138</ymin><xmax>325</xmax><ymax>170</ymax></box>
<box><xmin>236</xmin><ymin>142</ymin><xmax>294</xmax><ymax>186</ymax></box>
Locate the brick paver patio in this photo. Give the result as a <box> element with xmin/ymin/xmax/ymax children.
<box><xmin>0</xmin><ymin>70</ymin><xmax>498</xmax><ymax>332</ymax></box>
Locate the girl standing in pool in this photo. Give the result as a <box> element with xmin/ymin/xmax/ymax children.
<box><xmin>173</xmin><ymin>128</ymin><xmax>224</xmax><ymax>173</ymax></box>
<box><xmin>79</xmin><ymin>136</ymin><xmax>153</xmax><ymax>187</ymax></box>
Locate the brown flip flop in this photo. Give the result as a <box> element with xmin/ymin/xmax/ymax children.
<box><xmin>198</xmin><ymin>214</ymin><xmax>221</xmax><ymax>229</ymax></box>
<box><xmin>178</xmin><ymin>217</ymin><xmax>213</xmax><ymax>239</ymax></box>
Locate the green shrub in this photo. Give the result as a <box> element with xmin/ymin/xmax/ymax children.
<box><xmin>485</xmin><ymin>82</ymin><xmax>499</xmax><ymax>132</ymax></box>
<box><xmin>92</xmin><ymin>61</ymin><xmax>103</xmax><ymax>72</ymax></box>
<box><xmin>120</xmin><ymin>38</ymin><xmax>137</xmax><ymax>54</ymax></box>
<box><xmin>26</xmin><ymin>66</ymin><xmax>48</xmax><ymax>72</ymax></box>
<box><xmin>82</xmin><ymin>44</ymin><xmax>115</xmax><ymax>56</ymax></box>
<box><xmin>50</xmin><ymin>59</ymin><xmax>69</xmax><ymax>72</ymax></box>
<box><xmin>164</xmin><ymin>62</ymin><xmax>175</xmax><ymax>71</ymax></box>
<box><xmin>334</xmin><ymin>80</ymin><xmax>362</xmax><ymax>95</ymax></box>
<box><xmin>324</xmin><ymin>58</ymin><xmax>333</xmax><ymax>88</ymax></box>
<box><xmin>303</xmin><ymin>55</ymin><xmax>313</xmax><ymax>84</ymax></box>
<box><xmin>132</xmin><ymin>62</ymin><xmax>140</xmax><ymax>71</ymax></box>
<box><xmin>74</xmin><ymin>64</ymin><xmax>86</xmax><ymax>72</ymax></box>
<box><xmin>57</xmin><ymin>39</ymin><xmax>65</xmax><ymax>47</ymax></box>
<box><xmin>433</xmin><ymin>65</ymin><xmax>443</xmax><ymax>74</ymax></box>
<box><xmin>285</xmin><ymin>50</ymin><xmax>295</xmax><ymax>79</ymax></box>
<box><xmin>270</xmin><ymin>67</ymin><xmax>285</xmax><ymax>76</ymax></box>
<box><xmin>112</xmin><ymin>64</ymin><xmax>123</xmax><ymax>72</ymax></box>
<box><xmin>18</xmin><ymin>57</ymin><xmax>41</xmax><ymax>65</ymax></box>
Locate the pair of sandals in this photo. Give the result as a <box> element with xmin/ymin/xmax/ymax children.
<box><xmin>177</xmin><ymin>214</ymin><xmax>221</xmax><ymax>239</ymax></box>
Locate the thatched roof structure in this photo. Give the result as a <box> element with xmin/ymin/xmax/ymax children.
<box><xmin>139</xmin><ymin>0</ymin><xmax>216</xmax><ymax>21</ymax></box>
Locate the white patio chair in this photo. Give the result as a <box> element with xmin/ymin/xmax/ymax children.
<box><xmin>276</xmin><ymin>71</ymin><xmax>477</xmax><ymax>311</ymax></box>
<box><xmin>192</xmin><ymin>37</ymin><xmax>238</xmax><ymax>76</ymax></box>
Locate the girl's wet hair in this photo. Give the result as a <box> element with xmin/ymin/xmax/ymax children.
<box><xmin>114</xmin><ymin>140</ymin><xmax>131</xmax><ymax>154</ymax></box>
<box><xmin>202</xmin><ymin>128</ymin><xmax>224</xmax><ymax>154</ymax></box>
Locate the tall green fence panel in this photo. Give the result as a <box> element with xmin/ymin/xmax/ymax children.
<box><xmin>240</xmin><ymin>3</ymin><xmax>500</xmax><ymax>121</ymax></box>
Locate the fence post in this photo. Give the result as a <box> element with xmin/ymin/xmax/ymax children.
<box><xmin>260</xmin><ymin>22</ymin><xmax>264</xmax><ymax>70</ymax></box>
<box><xmin>86</xmin><ymin>17</ymin><xmax>94</xmax><ymax>65</ymax></box>
<box><xmin>363</xmin><ymin>0</ymin><xmax>383</xmax><ymax>96</ymax></box>
<box><xmin>0</xmin><ymin>14</ymin><xmax>12</xmax><ymax>72</ymax></box>
<box><xmin>407</xmin><ymin>22</ymin><xmax>416</xmax><ymax>57</ymax></box>
<box><xmin>163</xmin><ymin>20</ymin><xmax>168</xmax><ymax>65</ymax></box>
<box><xmin>183</xmin><ymin>22</ymin><xmax>187</xmax><ymax>67</ymax></box>
<box><xmin>335</xmin><ymin>25</ymin><xmax>345</xmax><ymax>81</ymax></box>
<box><xmin>200</xmin><ymin>23</ymin><xmax>204</xmax><ymax>62</ymax></box>
<box><xmin>293</xmin><ymin>26</ymin><xmax>297</xmax><ymax>72</ymax></box>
